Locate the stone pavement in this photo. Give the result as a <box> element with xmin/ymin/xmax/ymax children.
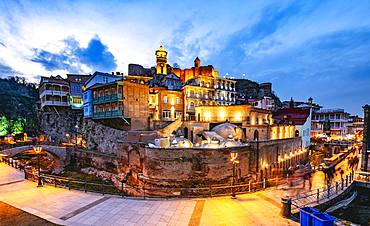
<box><xmin>0</xmin><ymin>163</ymin><xmax>299</xmax><ymax>226</ymax></box>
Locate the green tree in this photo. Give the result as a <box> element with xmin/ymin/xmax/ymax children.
<box><xmin>0</xmin><ymin>116</ymin><xmax>9</xmax><ymax>136</ymax></box>
<box><xmin>11</xmin><ymin>118</ymin><xmax>25</xmax><ymax>134</ymax></box>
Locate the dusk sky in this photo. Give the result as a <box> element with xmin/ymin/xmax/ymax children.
<box><xmin>1</xmin><ymin>0</ymin><xmax>369</xmax><ymax>115</ymax></box>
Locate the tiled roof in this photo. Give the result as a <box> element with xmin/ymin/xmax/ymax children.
<box><xmin>273</xmin><ymin>108</ymin><xmax>310</xmax><ymax>125</ymax></box>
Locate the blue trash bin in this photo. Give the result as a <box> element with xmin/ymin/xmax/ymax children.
<box><xmin>312</xmin><ymin>212</ymin><xmax>334</xmax><ymax>226</ymax></box>
<box><xmin>300</xmin><ymin>207</ymin><xmax>319</xmax><ymax>226</ymax></box>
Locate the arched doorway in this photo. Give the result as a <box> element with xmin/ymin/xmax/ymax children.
<box><xmin>254</xmin><ymin>130</ymin><xmax>259</xmax><ymax>141</ymax></box>
<box><xmin>184</xmin><ymin>127</ymin><xmax>189</xmax><ymax>139</ymax></box>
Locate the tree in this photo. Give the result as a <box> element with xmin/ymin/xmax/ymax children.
<box><xmin>11</xmin><ymin>118</ymin><xmax>25</xmax><ymax>134</ymax></box>
<box><xmin>0</xmin><ymin>116</ymin><xmax>9</xmax><ymax>136</ymax></box>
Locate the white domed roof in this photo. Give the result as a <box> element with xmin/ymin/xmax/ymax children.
<box><xmin>222</xmin><ymin>139</ymin><xmax>242</xmax><ymax>148</ymax></box>
<box><xmin>171</xmin><ymin>137</ymin><xmax>193</xmax><ymax>148</ymax></box>
<box><xmin>211</xmin><ymin>123</ymin><xmax>244</xmax><ymax>140</ymax></box>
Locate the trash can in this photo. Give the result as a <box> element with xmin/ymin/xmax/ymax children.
<box><xmin>312</xmin><ymin>212</ymin><xmax>334</xmax><ymax>226</ymax></box>
<box><xmin>299</xmin><ymin>207</ymin><xmax>319</xmax><ymax>226</ymax></box>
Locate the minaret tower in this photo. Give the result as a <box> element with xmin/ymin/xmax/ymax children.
<box><xmin>155</xmin><ymin>45</ymin><xmax>168</xmax><ymax>75</ymax></box>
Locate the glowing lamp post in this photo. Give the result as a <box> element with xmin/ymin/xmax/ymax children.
<box><xmin>230</xmin><ymin>152</ymin><xmax>240</xmax><ymax>199</ymax></box>
<box><xmin>33</xmin><ymin>147</ymin><xmax>43</xmax><ymax>187</ymax></box>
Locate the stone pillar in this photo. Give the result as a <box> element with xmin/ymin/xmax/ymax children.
<box><xmin>362</xmin><ymin>105</ymin><xmax>370</xmax><ymax>172</ymax></box>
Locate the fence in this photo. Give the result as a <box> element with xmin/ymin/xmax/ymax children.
<box><xmin>2</xmin><ymin>157</ymin><xmax>289</xmax><ymax>199</ymax></box>
<box><xmin>289</xmin><ymin>171</ymin><xmax>356</xmax><ymax>213</ymax></box>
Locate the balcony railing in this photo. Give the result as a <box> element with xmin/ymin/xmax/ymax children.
<box><xmin>40</xmin><ymin>90</ymin><xmax>68</xmax><ymax>97</ymax></box>
<box><xmin>93</xmin><ymin>110</ymin><xmax>123</xmax><ymax>119</ymax></box>
<box><xmin>41</xmin><ymin>100</ymin><xmax>68</xmax><ymax>108</ymax></box>
<box><xmin>93</xmin><ymin>94</ymin><xmax>123</xmax><ymax>104</ymax></box>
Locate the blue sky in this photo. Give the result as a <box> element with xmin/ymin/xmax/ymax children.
<box><xmin>0</xmin><ymin>0</ymin><xmax>369</xmax><ymax>115</ymax></box>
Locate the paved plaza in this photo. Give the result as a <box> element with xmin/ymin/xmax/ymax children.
<box><xmin>0</xmin><ymin>155</ymin><xmax>358</xmax><ymax>226</ymax></box>
<box><xmin>0</xmin><ymin>163</ymin><xmax>300</xmax><ymax>226</ymax></box>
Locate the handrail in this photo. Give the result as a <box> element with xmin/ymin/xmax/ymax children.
<box><xmin>18</xmin><ymin>164</ymin><xmax>289</xmax><ymax>198</ymax></box>
<box><xmin>290</xmin><ymin>171</ymin><xmax>356</xmax><ymax>211</ymax></box>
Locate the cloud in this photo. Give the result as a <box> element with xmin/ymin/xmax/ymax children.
<box><xmin>77</xmin><ymin>36</ymin><xmax>117</xmax><ymax>72</ymax></box>
<box><xmin>1</xmin><ymin>0</ymin><xmax>370</xmax><ymax>114</ymax></box>
<box><xmin>31</xmin><ymin>36</ymin><xmax>117</xmax><ymax>73</ymax></box>
<box><xmin>0</xmin><ymin>63</ymin><xmax>17</xmax><ymax>77</ymax></box>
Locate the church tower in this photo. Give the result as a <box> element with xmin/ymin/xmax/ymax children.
<box><xmin>194</xmin><ymin>57</ymin><xmax>201</xmax><ymax>67</ymax></box>
<box><xmin>155</xmin><ymin>45</ymin><xmax>168</xmax><ymax>75</ymax></box>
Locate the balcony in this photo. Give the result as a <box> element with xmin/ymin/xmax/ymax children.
<box><xmin>40</xmin><ymin>90</ymin><xmax>68</xmax><ymax>97</ymax></box>
<box><xmin>93</xmin><ymin>110</ymin><xmax>123</xmax><ymax>119</ymax></box>
<box><xmin>93</xmin><ymin>93</ymin><xmax>123</xmax><ymax>104</ymax></box>
<box><xmin>41</xmin><ymin>100</ymin><xmax>68</xmax><ymax>108</ymax></box>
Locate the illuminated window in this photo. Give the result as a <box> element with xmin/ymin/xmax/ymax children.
<box><xmin>164</xmin><ymin>96</ymin><xmax>168</xmax><ymax>103</ymax></box>
<box><xmin>176</xmin><ymin>97</ymin><xmax>180</xmax><ymax>104</ymax></box>
<box><xmin>175</xmin><ymin>111</ymin><xmax>182</xmax><ymax>118</ymax></box>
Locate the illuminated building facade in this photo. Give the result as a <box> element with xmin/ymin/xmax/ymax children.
<box><xmin>83</xmin><ymin>72</ymin><xmax>124</xmax><ymax>118</ymax></box>
<box><xmin>39</xmin><ymin>75</ymin><xmax>71</xmax><ymax>109</ymax></box>
<box><xmin>149</xmin><ymin>87</ymin><xmax>183</xmax><ymax>122</ymax></box>
<box><xmin>152</xmin><ymin>46</ymin><xmax>238</xmax><ymax>120</ymax></box>
<box><xmin>89</xmin><ymin>80</ymin><xmax>149</xmax><ymax>130</ymax></box>
<box><xmin>273</xmin><ymin>107</ymin><xmax>311</xmax><ymax>148</ymax></box>
<box><xmin>311</xmin><ymin>108</ymin><xmax>350</xmax><ymax>138</ymax></box>
<box><xmin>66</xmin><ymin>74</ymin><xmax>90</xmax><ymax>110</ymax></box>
<box><xmin>248</xmin><ymin>96</ymin><xmax>275</xmax><ymax>110</ymax></box>
<box><xmin>362</xmin><ymin>104</ymin><xmax>370</xmax><ymax>171</ymax></box>
<box><xmin>194</xmin><ymin>104</ymin><xmax>296</xmax><ymax>141</ymax></box>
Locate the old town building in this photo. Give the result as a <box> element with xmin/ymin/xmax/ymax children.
<box><xmin>84</xmin><ymin>72</ymin><xmax>149</xmax><ymax>130</ymax></box>
<box><xmin>39</xmin><ymin>75</ymin><xmax>70</xmax><ymax>109</ymax></box>
<box><xmin>154</xmin><ymin>46</ymin><xmax>238</xmax><ymax>120</ymax></box>
<box><xmin>149</xmin><ymin>87</ymin><xmax>183</xmax><ymax>123</ymax></box>
<box><xmin>311</xmin><ymin>108</ymin><xmax>350</xmax><ymax>138</ymax></box>
<box><xmin>273</xmin><ymin>107</ymin><xmax>311</xmax><ymax>148</ymax></box>
<box><xmin>66</xmin><ymin>74</ymin><xmax>90</xmax><ymax>110</ymax></box>
<box><xmin>362</xmin><ymin>104</ymin><xmax>370</xmax><ymax>171</ymax></box>
<box><xmin>192</xmin><ymin>104</ymin><xmax>296</xmax><ymax>142</ymax></box>
<box><xmin>83</xmin><ymin>71</ymin><xmax>123</xmax><ymax>118</ymax></box>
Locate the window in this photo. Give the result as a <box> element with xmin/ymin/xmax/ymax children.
<box><xmin>103</xmin><ymin>76</ymin><xmax>108</xmax><ymax>83</ymax></box>
<box><xmin>84</xmin><ymin>106</ymin><xmax>89</xmax><ymax>115</ymax></box>
<box><xmin>164</xmin><ymin>96</ymin><xmax>168</xmax><ymax>103</ymax></box>
<box><xmin>176</xmin><ymin>97</ymin><xmax>180</xmax><ymax>104</ymax></box>
<box><xmin>83</xmin><ymin>92</ymin><xmax>88</xmax><ymax>101</ymax></box>
<box><xmin>162</xmin><ymin>110</ymin><xmax>170</xmax><ymax>118</ymax></box>
<box><xmin>175</xmin><ymin>111</ymin><xmax>182</xmax><ymax>118</ymax></box>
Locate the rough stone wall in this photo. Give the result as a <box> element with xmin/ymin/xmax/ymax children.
<box><xmin>82</xmin><ymin>119</ymin><xmax>127</xmax><ymax>154</ymax></box>
<box><xmin>40</xmin><ymin>109</ymin><xmax>81</xmax><ymax>143</ymax></box>
<box><xmin>142</xmin><ymin>146</ymin><xmax>252</xmax><ymax>184</ymax></box>
<box><xmin>249</xmin><ymin>137</ymin><xmax>304</xmax><ymax>178</ymax></box>
<box><xmin>40</xmin><ymin>110</ymin><xmax>127</xmax><ymax>154</ymax></box>
<box><xmin>115</xmin><ymin>142</ymin><xmax>253</xmax><ymax>188</ymax></box>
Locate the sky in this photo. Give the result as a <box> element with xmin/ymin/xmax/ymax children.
<box><xmin>0</xmin><ymin>0</ymin><xmax>369</xmax><ymax>115</ymax></box>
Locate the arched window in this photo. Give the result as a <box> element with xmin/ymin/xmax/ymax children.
<box><xmin>295</xmin><ymin>130</ymin><xmax>300</xmax><ymax>137</ymax></box>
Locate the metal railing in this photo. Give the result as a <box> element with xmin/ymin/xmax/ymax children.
<box><xmin>290</xmin><ymin>171</ymin><xmax>356</xmax><ymax>212</ymax></box>
<box><xmin>1</xmin><ymin>157</ymin><xmax>292</xmax><ymax>199</ymax></box>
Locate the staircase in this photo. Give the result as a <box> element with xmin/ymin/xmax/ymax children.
<box><xmin>156</xmin><ymin>117</ymin><xmax>183</xmax><ymax>137</ymax></box>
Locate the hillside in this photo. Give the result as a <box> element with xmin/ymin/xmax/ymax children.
<box><xmin>0</xmin><ymin>77</ymin><xmax>39</xmax><ymax>135</ymax></box>
<box><xmin>234</xmin><ymin>79</ymin><xmax>282</xmax><ymax>107</ymax></box>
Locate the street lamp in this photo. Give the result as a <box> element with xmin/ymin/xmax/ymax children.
<box><xmin>74</xmin><ymin>124</ymin><xmax>79</xmax><ymax>147</ymax></box>
<box><xmin>33</xmin><ymin>147</ymin><xmax>43</xmax><ymax>187</ymax></box>
<box><xmin>230</xmin><ymin>152</ymin><xmax>240</xmax><ymax>199</ymax></box>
